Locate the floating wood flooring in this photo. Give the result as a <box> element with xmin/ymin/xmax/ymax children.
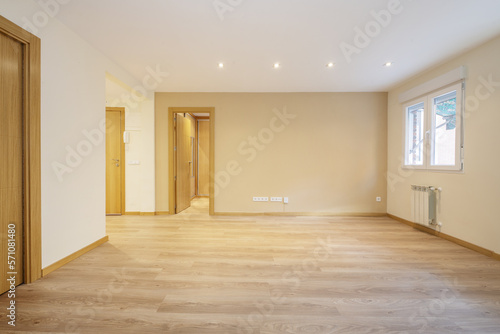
<box><xmin>1</xmin><ymin>198</ymin><xmax>500</xmax><ymax>333</ymax></box>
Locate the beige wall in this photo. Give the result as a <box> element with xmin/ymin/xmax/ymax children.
<box><xmin>106</xmin><ymin>74</ymin><xmax>156</xmax><ymax>214</ymax></box>
<box><xmin>156</xmin><ymin>92</ymin><xmax>387</xmax><ymax>214</ymax></box>
<box><xmin>387</xmin><ymin>36</ymin><xmax>500</xmax><ymax>254</ymax></box>
<box><xmin>155</xmin><ymin>102</ymin><xmax>169</xmax><ymax>213</ymax></box>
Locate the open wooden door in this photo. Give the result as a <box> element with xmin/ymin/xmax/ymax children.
<box><xmin>175</xmin><ymin>113</ymin><xmax>191</xmax><ymax>213</ymax></box>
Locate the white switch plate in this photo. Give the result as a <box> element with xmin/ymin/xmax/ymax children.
<box><xmin>128</xmin><ymin>160</ymin><xmax>141</xmax><ymax>165</ymax></box>
<box><xmin>271</xmin><ymin>197</ymin><xmax>282</xmax><ymax>202</ymax></box>
<box><xmin>253</xmin><ymin>197</ymin><xmax>269</xmax><ymax>202</ymax></box>
<box><xmin>284</xmin><ymin>197</ymin><xmax>289</xmax><ymax>204</ymax></box>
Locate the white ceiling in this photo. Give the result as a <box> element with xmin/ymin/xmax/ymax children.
<box><xmin>56</xmin><ymin>0</ymin><xmax>500</xmax><ymax>92</ymax></box>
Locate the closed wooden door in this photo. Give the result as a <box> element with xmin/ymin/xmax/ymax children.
<box><xmin>175</xmin><ymin>113</ymin><xmax>191</xmax><ymax>213</ymax></box>
<box><xmin>197</xmin><ymin>120</ymin><xmax>210</xmax><ymax>196</ymax></box>
<box><xmin>0</xmin><ymin>31</ymin><xmax>24</xmax><ymax>293</ymax></box>
<box><xmin>106</xmin><ymin>109</ymin><xmax>124</xmax><ymax>215</ymax></box>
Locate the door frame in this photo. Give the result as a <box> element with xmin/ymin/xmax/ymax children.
<box><xmin>105</xmin><ymin>107</ymin><xmax>126</xmax><ymax>215</ymax></box>
<box><xmin>168</xmin><ymin>107</ymin><xmax>214</xmax><ymax>215</ymax></box>
<box><xmin>0</xmin><ymin>15</ymin><xmax>42</xmax><ymax>283</ymax></box>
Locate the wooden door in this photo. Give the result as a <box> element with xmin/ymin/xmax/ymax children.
<box><xmin>0</xmin><ymin>31</ymin><xmax>24</xmax><ymax>293</ymax></box>
<box><xmin>175</xmin><ymin>113</ymin><xmax>191</xmax><ymax>213</ymax></box>
<box><xmin>189</xmin><ymin>115</ymin><xmax>196</xmax><ymax>199</ymax></box>
<box><xmin>197</xmin><ymin>120</ymin><xmax>210</xmax><ymax>196</ymax></box>
<box><xmin>106</xmin><ymin>109</ymin><xmax>124</xmax><ymax>215</ymax></box>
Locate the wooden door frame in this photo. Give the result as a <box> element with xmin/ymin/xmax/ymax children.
<box><xmin>105</xmin><ymin>107</ymin><xmax>126</xmax><ymax>215</ymax></box>
<box><xmin>0</xmin><ymin>15</ymin><xmax>41</xmax><ymax>283</ymax></box>
<box><xmin>168</xmin><ymin>107</ymin><xmax>214</xmax><ymax>215</ymax></box>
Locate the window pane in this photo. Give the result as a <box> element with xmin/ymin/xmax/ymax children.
<box><xmin>405</xmin><ymin>102</ymin><xmax>424</xmax><ymax>165</ymax></box>
<box><xmin>431</xmin><ymin>90</ymin><xmax>456</xmax><ymax>166</ymax></box>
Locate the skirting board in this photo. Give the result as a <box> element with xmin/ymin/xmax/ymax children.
<box><xmin>214</xmin><ymin>212</ymin><xmax>387</xmax><ymax>217</ymax></box>
<box><xmin>388</xmin><ymin>214</ymin><xmax>500</xmax><ymax>261</ymax></box>
<box><xmin>155</xmin><ymin>211</ymin><xmax>170</xmax><ymax>215</ymax></box>
<box><xmin>42</xmin><ymin>236</ymin><xmax>109</xmax><ymax>277</ymax></box>
<box><xmin>124</xmin><ymin>212</ymin><xmax>155</xmax><ymax>216</ymax></box>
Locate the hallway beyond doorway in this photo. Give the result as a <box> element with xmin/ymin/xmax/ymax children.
<box><xmin>184</xmin><ymin>197</ymin><xmax>209</xmax><ymax>215</ymax></box>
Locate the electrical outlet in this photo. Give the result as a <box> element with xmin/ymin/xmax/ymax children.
<box><xmin>253</xmin><ymin>197</ymin><xmax>269</xmax><ymax>202</ymax></box>
<box><xmin>271</xmin><ymin>197</ymin><xmax>282</xmax><ymax>202</ymax></box>
<box><xmin>376</xmin><ymin>197</ymin><xmax>382</xmax><ymax>202</ymax></box>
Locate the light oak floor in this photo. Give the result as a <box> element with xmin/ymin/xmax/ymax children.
<box><xmin>1</xmin><ymin>198</ymin><xmax>500</xmax><ymax>333</ymax></box>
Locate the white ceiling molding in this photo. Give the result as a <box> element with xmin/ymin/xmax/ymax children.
<box><xmin>398</xmin><ymin>66</ymin><xmax>466</xmax><ymax>103</ymax></box>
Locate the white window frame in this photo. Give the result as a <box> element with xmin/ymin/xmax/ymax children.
<box><xmin>403</xmin><ymin>101</ymin><xmax>425</xmax><ymax>169</ymax></box>
<box><xmin>402</xmin><ymin>82</ymin><xmax>464</xmax><ymax>172</ymax></box>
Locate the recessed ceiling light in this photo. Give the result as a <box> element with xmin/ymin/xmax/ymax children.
<box><xmin>274</xmin><ymin>62</ymin><xmax>281</xmax><ymax>69</ymax></box>
<box><xmin>218</xmin><ymin>62</ymin><xmax>224</xmax><ymax>69</ymax></box>
<box><xmin>327</xmin><ymin>62</ymin><xmax>335</xmax><ymax>68</ymax></box>
<box><xmin>384</xmin><ymin>62</ymin><xmax>393</xmax><ymax>67</ymax></box>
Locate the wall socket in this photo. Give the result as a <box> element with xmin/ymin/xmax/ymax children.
<box><xmin>253</xmin><ymin>197</ymin><xmax>269</xmax><ymax>202</ymax></box>
<box><xmin>270</xmin><ymin>197</ymin><xmax>282</xmax><ymax>202</ymax></box>
<box><xmin>376</xmin><ymin>197</ymin><xmax>382</xmax><ymax>202</ymax></box>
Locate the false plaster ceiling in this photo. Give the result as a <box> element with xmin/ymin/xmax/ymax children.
<box><xmin>55</xmin><ymin>0</ymin><xmax>500</xmax><ymax>92</ymax></box>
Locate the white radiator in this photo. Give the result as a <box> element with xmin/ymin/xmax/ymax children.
<box><xmin>411</xmin><ymin>185</ymin><xmax>438</xmax><ymax>226</ymax></box>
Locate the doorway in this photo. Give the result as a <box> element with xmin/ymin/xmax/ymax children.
<box><xmin>168</xmin><ymin>107</ymin><xmax>214</xmax><ymax>215</ymax></box>
<box><xmin>0</xmin><ymin>15</ymin><xmax>42</xmax><ymax>291</ymax></box>
<box><xmin>105</xmin><ymin>107</ymin><xmax>125</xmax><ymax>215</ymax></box>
